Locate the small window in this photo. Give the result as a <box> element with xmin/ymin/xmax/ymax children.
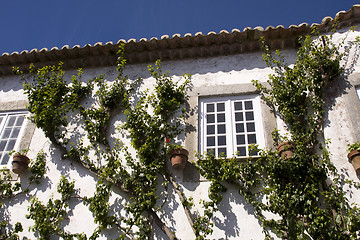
<box><xmin>356</xmin><ymin>86</ymin><xmax>360</xmax><ymax>99</ymax></box>
<box><xmin>0</xmin><ymin>111</ymin><xmax>28</xmax><ymax>168</ymax></box>
<box><xmin>199</xmin><ymin>95</ymin><xmax>265</xmax><ymax>157</ymax></box>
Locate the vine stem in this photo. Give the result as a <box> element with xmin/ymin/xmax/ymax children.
<box><xmin>164</xmin><ymin>169</ymin><xmax>196</xmax><ymax>235</ymax></box>
<box><xmin>318</xmin><ymin>73</ymin><xmax>347</xmax><ymax>230</ymax></box>
<box><xmin>114</xmin><ymin>222</ymin><xmax>137</xmax><ymax>240</ymax></box>
<box><xmin>48</xmin><ymin>135</ymin><xmax>177</xmax><ymax>240</ymax></box>
<box><xmin>147</xmin><ymin>209</ymin><xmax>177</xmax><ymax>240</ymax></box>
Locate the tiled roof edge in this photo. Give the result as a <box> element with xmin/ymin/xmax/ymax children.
<box><xmin>1</xmin><ymin>5</ymin><xmax>360</xmax><ymax>76</ymax></box>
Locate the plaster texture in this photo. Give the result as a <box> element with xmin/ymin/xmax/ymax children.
<box><xmin>1</xmin><ymin>26</ymin><xmax>360</xmax><ymax>240</ymax></box>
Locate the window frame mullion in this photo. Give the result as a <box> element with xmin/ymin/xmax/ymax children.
<box><xmin>225</xmin><ymin>99</ymin><xmax>234</xmax><ymax>157</ymax></box>
<box><xmin>199</xmin><ymin>95</ymin><xmax>264</xmax><ymax>158</ymax></box>
<box><xmin>0</xmin><ymin>111</ymin><xmax>28</xmax><ymax>168</ymax></box>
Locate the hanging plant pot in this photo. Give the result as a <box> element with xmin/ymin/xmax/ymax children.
<box><xmin>347</xmin><ymin>150</ymin><xmax>360</xmax><ymax>175</ymax></box>
<box><xmin>12</xmin><ymin>154</ymin><xmax>30</xmax><ymax>174</ymax></box>
<box><xmin>170</xmin><ymin>148</ymin><xmax>189</xmax><ymax>170</ymax></box>
<box><xmin>277</xmin><ymin>142</ymin><xmax>294</xmax><ymax>159</ymax></box>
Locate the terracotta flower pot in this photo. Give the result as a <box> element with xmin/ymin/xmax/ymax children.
<box><xmin>347</xmin><ymin>150</ymin><xmax>360</xmax><ymax>175</ymax></box>
<box><xmin>277</xmin><ymin>142</ymin><xmax>294</xmax><ymax>159</ymax></box>
<box><xmin>12</xmin><ymin>154</ymin><xmax>30</xmax><ymax>174</ymax></box>
<box><xmin>170</xmin><ymin>148</ymin><xmax>189</xmax><ymax>170</ymax></box>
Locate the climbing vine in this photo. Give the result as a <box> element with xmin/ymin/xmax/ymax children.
<box><xmin>26</xmin><ymin>177</ymin><xmax>82</xmax><ymax>240</ymax></box>
<box><xmin>196</xmin><ymin>29</ymin><xmax>360</xmax><ymax>239</ymax></box>
<box><xmin>7</xmin><ymin>45</ymin><xmax>193</xmax><ymax>239</ymax></box>
<box><xmin>2</xmin><ymin>28</ymin><xmax>360</xmax><ymax>240</ymax></box>
<box><xmin>0</xmin><ymin>151</ymin><xmax>47</xmax><ymax>239</ymax></box>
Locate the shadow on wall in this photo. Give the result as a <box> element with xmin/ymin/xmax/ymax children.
<box><xmin>1</xmin><ymin>48</ymin><xmax>294</xmax><ymax>95</ymax></box>
<box><xmin>156</xmin><ymin>183</ymin><xmax>186</xmax><ymax>238</ymax></box>
<box><xmin>323</xmin><ymin>45</ymin><xmax>360</xmax><ymax>180</ymax></box>
<box><xmin>124</xmin><ymin>50</ymin><xmax>297</xmax><ymax>81</ymax></box>
<box><xmin>213</xmin><ymin>189</ymin><xmax>243</xmax><ymax>238</ymax></box>
<box><xmin>0</xmin><ymin>165</ymin><xmax>52</xmax><ymax>238</ymax></box>
<box><xmin>0</xmin><ymin>74</ymin><xmax>27</xmax><ymax>93</ymax></box>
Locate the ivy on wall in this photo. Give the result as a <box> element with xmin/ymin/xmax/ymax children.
<box><xmin>5</xmin><ymin>45</ymin><xmax>193</xmax><ymax>240</ymax></box>
<box><xmin>1</xmin><ymin>28</ymin><xmax>360</xmax><ymax>240</ymax></box>
<box><xmin>1</xmin><ymin>151</ymin><xmax>47</xmax><ymax>239</ymax></box>
<box><xmin>196</xmin><ymin>29</ymin><xmax>360</xmax><ymax>239</ymax></box>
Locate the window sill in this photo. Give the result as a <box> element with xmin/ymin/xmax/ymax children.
<box><xmin>182</xmin><ymin>155</ymin><xmax>260</xmax><ymax>182</ymax></box>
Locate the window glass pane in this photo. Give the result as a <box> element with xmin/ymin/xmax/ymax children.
<box><xmin>207</xmin><ymin>114</ymin><xmax>215</xmax><ymax>123</ymax></box>
<box><xmin>234</xmin><ymin>102</ymin><xmax>242</xmax><ymax>110</ymax></box>
<box><xmin>15</xmin><ymin>116</ymin><xmax>25</xmax><ymax>126</ymax></box>
<box><xmin>7</xmin><ymin>116</ymin><xmax>16</xmax><ymax>127</ymax></box>
<box><xmin>10</xmin><ymin>128</ymin><xmax>20</xmax><ymax>138</ymax></box>
<box><xmin>207</xmin><ymin>149</ymin><xmax>215</xmax><ymax>155</ymax></box>
<box><xmin>207</xmin><ymin>125</ymin><xmax>215</xmax><ymax>135</ymax></box>
<box><xmin>237</xmin><ymin>147</ymin><xmax>246</xmax><ymax>156</ymax></box>
<box><xmin>248</xmin><ymin>134</ymin><xmax>257</xmax><ymax>144</ymax></box>
<box><xmin>218</xmin><ymin>148</ymin><xmax>227</xmax><ymax>157</ymax></box>
<box><xmin>5</xmin><ymin>140</ymin><xmax>16</xmax><ymax>151</ymax></box>
<box><xmin>245</xmin><ymin>101</ymin><xmax>253</xmax><ymax>110</ymax></box>
<box><xmin>245</xmin><ymin>112</ymin><xmax>254</xmax><ymax>121</ymax></box>
<box><xmin>218</xmin><ymin>136</ymin><xmax>226</xmax><ymax>146</ymax></box>
<box><xmin>217</xmin><ymin>113</ymin><xmax>225</xmax><ymax>123</ymax></box>
<box><xmin>200</xmin><ymin>96</ymin><xmax>262</xmax><ymax>158</ymax></box>
<box><xmin>217</xmin><ymin>103</ymin><xmax>225</xmax><ymax>112</ymax></box>
<box><xmin>0</xmin><ymin>141</ymin><xmax>6</xmax><ymax>151</ymax></box>
<box><xmin>246</xmin><ymin>123</ymin><xmax>256</xmax><ymax>132</ymax></box>
<box><xmin>249</xmin><ymin>146</ymin><xmax>258</xmax><ymax>156</ymax></box>
<box><xmin>207</xmin><ymin>137</ymin><xmax>215</xmax><ymax>146</ymax></box>
<box><xmin>236</xmin><ymin>135</ymin><xmax>245</xmax><ymax>145</ymax></box>
<box><xmin>217</xmin><ymin>124</ymin><xmax>226</xmax><ymax>134</ymax></box>
<box><xmin>207</xmin><ymin>104</ymin><xmax>214</xmax><ymax>113</ymax></box>
<box><xmin>1</xmin><ymin>153</ymin><xmax>9</xmax><ymax>165</ymax></box>
<box><xmin>2</xmin><ymin>128</ymin><xmax>11</xmax><ymax>139</ymax></box>
<box><xmin>235</xmin><ymin>112</ymin><xmax>243</xmax><ymax>121</ymax></box>
<box><xmin>0</xmin><ymin>112</ymin><xmax>28</xmax><ymax>166</ymax></box>
<box><xmin>236</xmin><ymin>123</ymin><xmax>244</xmax><ymax>133</ymax></box>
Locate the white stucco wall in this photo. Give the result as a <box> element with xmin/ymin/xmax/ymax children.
<box><xmin>1</xmin><ymin>25</ymin><xmax>360</xmax><ymax>239</ymax></box>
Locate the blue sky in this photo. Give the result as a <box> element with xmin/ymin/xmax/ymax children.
<box><xmin>1</xmin><ymin>0</ymin><xmax>359</xmax><ymax>54</ymax></box>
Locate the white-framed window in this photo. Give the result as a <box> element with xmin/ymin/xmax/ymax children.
<box><xmin>0</xmin><ymin>111</ymin><xmax>28</xmax><ymax>168</ymax></box>
<box><xmin>356</xmin><ymin>86</ymin><xmax>360</xmax><ymax>99</ymax></box>
<box><xmin>199</xmin><ymin>95</ymin><xmax>265</xmax><ymax>157</ymax></box>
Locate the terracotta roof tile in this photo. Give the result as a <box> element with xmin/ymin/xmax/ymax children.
<box><xmin>0</xmin><ymin>5</ymin><xmax>360</xmax><ymax>76</ymax></box>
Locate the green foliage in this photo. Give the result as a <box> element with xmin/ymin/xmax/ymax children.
<box><xmin>347</xmin><ymin>141</ymin><xmax>360</xmax><ymax>152</ymax></box>
<box><xmin>5</xmin><ymin>29</ymin><xmax>360</xmax><ymax>240</ymax></box>
<box><xmin>29</xmin><ymin>151</ymin><xmax>47</xmax><ymax>184</ymax></box>
<box><xmin>253</xmin><ymin>32</ymin><xmax>344</xmax><ymax>145</ymax></box>
<box><xmin>0</xmin><ymin>151</ymin><xmax>46</xmax><ymax>239</ymax></box>
<box><xmin>12</xmin><ymin>45</ymin><xmax>191</xmax><ymax>239</ymax></box>
<box><xmin>116</xmin><ymin>61</ymin><xmax>190</xmax><ymax>238</ymax></box>
<box><xmin>9</xmin><ymin>148</ymin><xmax>29</xmax><ymax>156</ymax></box>
<box><xmin>193</xmin><ymin>180</ymin><xmax>226</xmax><ymax>239</ymax></box>
<box><xmin>0</xmin><ymin>221</ymin><xmax>23</xmax><ymax>240</ymax></box>
<box><xmin>0</xmin><ymin>151</ymin><xmax>46</xmax><ymax>201</ymax></box>
<box><xmin>0</xmin><ymin>170</ymin><xmax>18</xmax><ymax>200</ymax></box>
<box><xmin>125</xmin><ymin>60</ymin><xmax>190</xmax><ymax>156</ymax></box>
<box><xmin>196</xmin><ymin>30</ymin><xmax>360</xmax><ymax>239</ymax></box>
<box><xmin>26</xmin><ymin>176</ymin><xmax>84</xmax><ymax>240</ymax></box>
<box><xmin>148</xmin><ymin>60</ymin><xmax>190</xmax><ymax>120</ymax></box>
<box><xmin>84</xmin><ymin>181</ymin><xmax>115</xmax><ymax>229</ymax></box>
<box><xmin>20</xmin><ymin>63</ymin><xmax>92</xmax><ymax>141</ymax></box>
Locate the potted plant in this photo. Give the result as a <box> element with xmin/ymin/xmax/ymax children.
<box><xmin>10</xmin><ymin>149</ymin><xmax>30</xmax><ymax>174</ymax></box>
<box><xmin>347</xmin><ymin>141</ymin><xmax>360</xmax><ymax>175</ymax></box>
<box><xmin>277</xmin><ymin>141</ymin><xmax>294</xmax><ymax>159</ymax></box>
<box><xmin>169</xmin><ymin>145</ymin><xmax>189</xmax><ymax>170</ymax></box>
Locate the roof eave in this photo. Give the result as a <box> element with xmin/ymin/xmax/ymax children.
<box><xmin>1</xmin><ymin>5</ymin><xmax>360</xmax><ymax>76</ymax></box>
